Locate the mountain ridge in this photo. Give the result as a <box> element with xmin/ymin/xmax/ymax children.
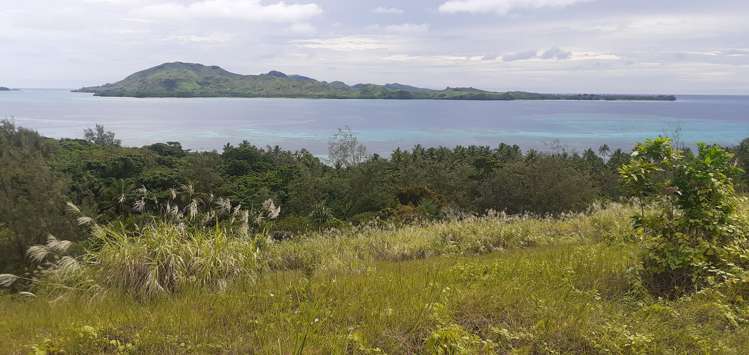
<box><xmin>75</xmin><ymin>62</ymin><xmax>677</xmax><ymax>101</ymax></box>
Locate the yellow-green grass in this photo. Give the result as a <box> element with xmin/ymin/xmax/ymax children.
<box><xmin>1</xmin><ymin>203</ymin><xmax>748</xmax><ymax>354</ymax></box>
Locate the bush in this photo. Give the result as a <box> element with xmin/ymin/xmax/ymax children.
<box><xmin>620</xmin><ymin>137</ymin><xmax>748</xmax><ymax>298</ymax></box>
<box><xmin>477</xmin><ymin>156</ymin><xmax>599</xmax><ymax>215</ymax></box>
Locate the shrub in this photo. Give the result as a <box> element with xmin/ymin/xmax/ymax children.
<box><xmin>620</xmin><ymin>137</ymin><xmax>748</xmax><ymax>297</ymax></box>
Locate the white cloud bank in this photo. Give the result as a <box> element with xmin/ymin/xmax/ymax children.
<box><xmin>372</xmin><ymin>6</ymin><xmax>404</xmax><ymax>15</ymax></box>
<box><xmin>136</xmin><ymin>0</ymin><xmax>322</xmax><ymax>22</ymax></box>
<box><xmin>439</xmin><ymin>0</ymin><xmax>595</xmax><ymax>15</ymax></box>
<box><xmin>292</xmin><ymin>36</ymin><xmax>393</xmax><ymax>51</ymax></box>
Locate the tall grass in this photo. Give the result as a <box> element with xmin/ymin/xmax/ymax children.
<box><xmin>92</xmin><ymin>223</ymin><xmax>261</xmax><ymax>298</ymax></box>
<box><xmin>267</xmin><ymin>203</ymin><xmax>635</xmax><ymax>274</ymax></box>
<box><xmin>2</xmin><ymin>243</ymin><xmax>747</xmax><ymax>353</ymax></box>
<box><xmin>1</xmin><ymin>202</ymin><xmax>747</xmax><ymax>353</ymax></box>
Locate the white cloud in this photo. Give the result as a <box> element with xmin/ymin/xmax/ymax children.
<box><xmin>289</xmin><ymin>22</ymin><xmax>317</xmax><ymax>34</ymax></box>
<box><xmin>503</xmin><ymin>50</ymin><xmax>538</xmax><ymax>61</ymax></box>
<box><xmin>292</xmin><ymin>36</ymin><xmax>392</xmax><ymax>51</ymax></box>
<box><xmin>540</xmin><ymin>47</ymin><xmax>571</xmax><ymax>60</ymax></box>
<box><xmin>167</xmin><ymin>33</ymin><xmax>234</xmax><ymax>44</ymax></box>
<box><xmin>439</xmin><ymin>0</ymin><xmax>595</xmax><ymax>15</ymax></box>
<box><xmin>383</xmin><ymin>54</ymin><xmax>485</xmax><ymax>66</ymax></box>
<box><xmin>372</xmin><ymin>6</ymin><xmax>404</xmax><ymax>15</ymax></box>
<box><xmin>136</xmin><ymin>0</ymin><xmax>322</xmax><ymax>22</ymax></box>
<box><xmin>569</xmin><ymin>51</ymin><xmax>620</xmax><ymax>61</ymax></box>
<box><xmin>502</xmin><ymin>47</ymin><xmax>614</xmax><ymax>61</ymax></box>
<box><xmin>384</xmin><ymin>23</ymin><xmax>430</xmax><ymax>34</ymax></box>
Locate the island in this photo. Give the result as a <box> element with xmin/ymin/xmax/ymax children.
<box><xmin>0</xmin><ymin>87</ymin><xmax>10</xmax><ymax>91</ymax></box>
<box><xmin>75</xmin><ymin>62</ymin><xmax>677</xmax><ymax>101</ymax></box>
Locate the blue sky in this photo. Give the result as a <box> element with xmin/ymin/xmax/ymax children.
<box><xmin>1</xmin><ymin>0</ymin><xmax>748</xmax><ymax>94</ymax></box>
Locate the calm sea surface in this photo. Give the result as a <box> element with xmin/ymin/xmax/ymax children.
<box><xmin>1</xmin><ymin>89</ymin><xmax>748</xmax><ymax>155</ymax></box>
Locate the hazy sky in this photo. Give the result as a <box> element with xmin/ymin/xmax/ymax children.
<box><xmin>2</xmin><ymin>0</ymin><xmax>748</xmax><ymax>94</ymax></box>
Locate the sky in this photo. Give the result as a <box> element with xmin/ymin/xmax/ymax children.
<box><xmin>1</xmin><ymin>0</ymin><xmax>748</xmax><ymax>94</ymax></box>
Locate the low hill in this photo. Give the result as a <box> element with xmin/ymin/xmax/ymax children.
<box><xmin>75</xmin><ymin>62</ymin><xmax>677</xmax><ymax>101</ymax></box>
<box><xmin>0</xmin><ymin>87</ymin><xmax>10</xmax><ymax>91</ymax></box>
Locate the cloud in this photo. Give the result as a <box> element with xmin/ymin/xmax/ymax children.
<box><xmin>372</xmin><ymin>6</ymin><xmax>404</xmax><ymax>15</ymax></box>
<box><xmin>568</xmin><ymin>51</ymin><xmax>620</xmax><ymax>61</ymax></box>
<box><xmin>136</xmin><ymin>0</ymin><xmax>322</xmax><ymax>22</ymax></box>
<box><xmin>439</xmin><ymin>0</ymin><xmax>595</xmax><ymax>15</ymax></box>
<box><xmin>292</xmin><ymin>36</ymin><xmax>392</xmax><ymax>51</ymax></box>
<box><xmin>383</xmin><ymin>23</ymin><xmax>429</xmax><ymax>34</ymax></box>
<box><xmin>502</xmin><ymin>50</ymin><xmax>538</xmax><ymax>61</ymax></box>
<box><xmin>383</xmin><ymin>54</ymin><xmax>485</xmax><ymax>66</ymax></box>
<box><xmin>502</xmin><ymin>47</ymin><xmax>612</xmax><ymax>61</ymax></box>
<box><xmin>167</xmin><ymin>33</ymin><xmax>234</xmax><ymax>44</ymax></box>
<box><xmin>540</xmin><ymin>47</ymin><xmax>571</xmax><ymax>60</ymax></box>
<box><xmin>289</xmin><ymin>23</ymin><xmax>317</xmax><ymax>34</ymax></box>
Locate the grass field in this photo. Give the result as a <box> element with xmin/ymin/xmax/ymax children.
<box><xmin>1</xmin><ymin>204</ymin><xmax>748</xmax><ymax>354</ymax></box>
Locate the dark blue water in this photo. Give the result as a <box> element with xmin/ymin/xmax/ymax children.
<box><xmin>1</xmin><ymin>89</ymin><xmax>747</xmax><ymax>155</ymax></box>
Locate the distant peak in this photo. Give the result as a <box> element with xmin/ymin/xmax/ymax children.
<box><xmin>266</xmin><ymin>70</ymin><xmax>287</xmax><ymax>78</ymax></box>
<box><xmin>155</xmin><ymin>62</ymin><xmax>224</xmax><ymax>71</ymax></box>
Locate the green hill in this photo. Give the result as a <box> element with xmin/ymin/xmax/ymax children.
<box><xmin>75</xmin><ymin>62</ymin><xmax>677</xmax><ymax>101</ymax></box>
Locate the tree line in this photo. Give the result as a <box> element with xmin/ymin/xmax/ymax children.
<box><xmin>1</xmin><ymin>120</ymin><xmax>747</xmax><ymax>273</ymax></box>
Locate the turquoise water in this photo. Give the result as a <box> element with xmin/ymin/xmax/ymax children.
<box><xmin>1</xmin><ymin>89</ymin><xmax>747</xmax><ymax>154</ymax></box>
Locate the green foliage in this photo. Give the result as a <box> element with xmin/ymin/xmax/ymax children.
<box><xmin>83</xmin><ymin>124</ymin><xmax>121</xmax><ymax>146</ymax></box>
<box><xmin>620</xmin><ymin>137</ymin><xmax>748</xmax><ymax>297</ymax></box>
<box><xmin>477</xmin><ymin>155</ymin><xmax>599</xmax><ymax>215</ymax></box>
<box><xmin>0</xmin><ymin>121</ymin><xmax>77</xmax><ymax>273</ymax></box>
<box><xmin>424</xmin><ymin>323</ymin><xmax>495</xmax><ymax>354</ymax></box>
<box><xmin>735</xmin><ymin>138</ymin><xmax>749</xmax><ymax>191</ymax></box>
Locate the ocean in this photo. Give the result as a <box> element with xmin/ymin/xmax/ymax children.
<box><xmin>2</xmin><ymin>89</ymin><xmax>747</xmax><ymax>155</ymax></box>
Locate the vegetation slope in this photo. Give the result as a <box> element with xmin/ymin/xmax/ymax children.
<box><xmin>75</xmin><ymin>62</ymin><xmax>676</xmax><ymax>101</ymax></box>
<box><xmin>1</xmin><ymin>123</ymin><xmax>748</xmax><ymax>354</ymax></box>
<box><xmin>1</xmin><ymin>203</ymin><xmax>748</xmax><ymax>353</ymax></box>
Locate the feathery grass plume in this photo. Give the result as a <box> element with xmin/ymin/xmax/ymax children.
<box><xmin>57</xmin><ymin>256</ymin><xmax>80</xmax><ymax>272</ymax></box>
<box><xmin>136</xmin><ymin>185</ymin><xmax>148</xmax><ymax>196</ymax></box>
<box><xmin>133</xmin><ymin>199</ymin><xmax>146</xmax><ymax>213</ymax></box>
<box><xmin>188</xmin><ymin>199</ymin><xmax>199</xmax><ymax>220</ymax></box>
<box><xmin>169</xmin><ymin>204</ymin><xmax>180</xmax><ymax>218</ymax></box>
<box><xmin>169</xmin><ymin>188</ymin><xmax>177</xmax><ymax>201</ymax></box>
<box><xmin>240</xmin><ymin>210</ymin><xmax>250</xmax><ymax>237</ymax></box>
<box><xmin>77</xmin><ymin>216</ymin><xmax>94</xmax><ymax>226</ymax></box>
<box><xmin>215</xmin><ymin>197</ymin><xmax>232</xmax><ymax>215</ymax></box>
<box><xmin>65</xmin><ymin>201</ymin><xmax>82</xmax><ymax>215</ymax></box>
<box><xmin>47</xmin><ymin>235</ymin><xmax>72</xmax><ymax>253</ymax></box>
<box><xmin>263</xmin><ymin>199</ymin><xmax>281</xmax><ymax>220</ymax></box>
<box><xmin>0</xmin><ymin>274</ymin><xmax>19</xmax><ymax>287</ymax></box>
<box><xmin>27</xmin><ymin>245</ymin><xmax>50</xmax><ymax>263</ymax></box>
<box><xmin>230</xmin><ymin>204</ymin><xmax>242</xmax><ymax>224</ymax></box>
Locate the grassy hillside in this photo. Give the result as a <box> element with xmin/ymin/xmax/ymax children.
<box><xmin>75</xmin><ymin>62</ymin><xmax>677</xmax><ymax>101</ymax></box>
<box><xmin>2</xmin><ymin>203</ymin><xmax>748</xmax><ymax>354</ymax></box>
